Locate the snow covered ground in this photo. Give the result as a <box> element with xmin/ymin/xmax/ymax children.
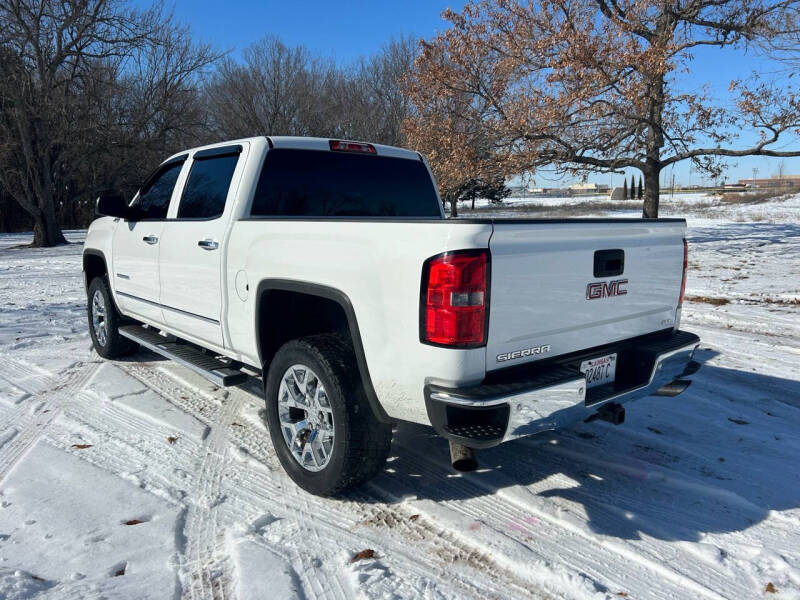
<box><xmin>0</xmin><ymin>196</ymin><xmax>798</xmax><ymax>600</ymax></box>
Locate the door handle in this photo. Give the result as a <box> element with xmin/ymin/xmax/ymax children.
<box><xmin>142</xmin><ymin>235</ymin><xmax>158</xmax><ymax>245</ymax></box>
<box><xmin>198</xmin><ymin>239</ymin><xmax>219</xmax><ymax>250</ymax></box>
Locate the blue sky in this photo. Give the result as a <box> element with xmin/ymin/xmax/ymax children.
<box><xmin>155</xmin><ymin>0</ymin><xmax>799</xmax><ymax>186</ymax></box>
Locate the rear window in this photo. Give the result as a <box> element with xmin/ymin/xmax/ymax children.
<box><xmin>249</xmin><ymin>148</ymin><xmax>441</xmax><ymax>218</ymax></box>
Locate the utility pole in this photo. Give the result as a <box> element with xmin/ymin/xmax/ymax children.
<box><xmin>752</xmin><ymin>167</ymin><xmax>759</xmax><ymax>189</ymax></box>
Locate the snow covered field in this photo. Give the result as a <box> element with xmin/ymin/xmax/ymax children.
<box><xmin>0</xmin><ymin>195</ymin><xmax>799</xmax><ymax>599</ymax></box>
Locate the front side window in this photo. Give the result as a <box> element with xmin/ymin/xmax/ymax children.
<box><xmin>134</xmin><ymin>161</ymin><xmax>183</xmax><ymax>220</ymax></box>
<box><xmin>249</xmin><ymin>149</ymin><xmax>441</xmax><ymax>218</ymax></box>
<box><xmin>177</xmin><ymin>154</ymin><xmax>239</xmax><ymax>220</ymax></box>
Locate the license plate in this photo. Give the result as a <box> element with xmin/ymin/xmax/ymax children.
<box><xmin>580</xmin><ymin>353</ymin><xmax>617</xmax><ymax>389</ymax></box>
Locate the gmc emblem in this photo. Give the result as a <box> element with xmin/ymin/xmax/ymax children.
<box><xmin>586</xmin><ymin>279</ymin><xmax>628</xmax><ymax>300</ymax></box>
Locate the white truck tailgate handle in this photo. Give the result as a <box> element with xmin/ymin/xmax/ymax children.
<box><xmin>198</xmin><ymin>239</ymin><xmax>219</xmax><ymax>250</ymax></box>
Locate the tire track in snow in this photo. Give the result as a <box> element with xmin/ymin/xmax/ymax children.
<box><xmin>0</xmin><ymin>356</ymin><xmax>53</xmax><ymax>397</ymax></box>
<box><xmin>0</xmin><ymin>356</ymin><xmax>56</xmax><ymax>433</ymax></box>
<box><xmin>125</xmin><ymin>361</ymin><xmax>356</xmax><ymax>600</ymax></box>
<box><xmin>228</xmin><ymin>465</ymin><xmax>542</xmax><ymax>600</ymax></box>
<box><xmin>46</xmin><ymin>388</ymin><xmax>205</xmax><ymax>502</ymax></box>
<box><xmin>126</xmin><ymin>360</ymin><xmax>547</xmax><ymax>600</ymax></box>
<box><xmin>180</xmin><ymin>394</ymin><xmax>242</xmax><ymax>600</ymax></box>
<box><xmin>119</xmin><ymin>361</ymin><xmax>238</xmax><ymax>600</ymax></box>
<box><xmin>0</xmin><ymin>360</ymin><xmax>100</xmax><ymax>483</ymax></box>
<box><xmin>223</xmin><ymin>408</ymin><xmax>549</xmax><ymax>599</ymax></box>
<box><xmin>124</xmin><ymin>362</ymin><xmax>356</xmax><ymax>600</ymax></box>
<box><xmin>388</xmin><ymin>435</ymin><xmax>729</xmax><ymax>600</ymax></box>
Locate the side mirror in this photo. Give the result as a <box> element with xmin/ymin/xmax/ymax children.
<box><xmin>96</xmin><ymin>194</ymin><xmax>130</xmax><ymax>219</ymax></box>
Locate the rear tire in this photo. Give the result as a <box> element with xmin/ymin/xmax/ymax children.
<box><xmin>87</xmin><ymin>277</ymin><xmax>138</xmax><ymax>359</ymax></box>
<box><xmin>264</xmin><ymin>334</ymin><xmax>392</xmax><ymax>496</ymax></box>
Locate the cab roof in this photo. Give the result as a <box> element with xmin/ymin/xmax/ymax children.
<box><xmin>164</xmin><ymin>136</ymin><xmax>421</xmax><ymax>164</ymax></box>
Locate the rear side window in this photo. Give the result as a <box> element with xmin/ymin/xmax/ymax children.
<box><xmin>136</xmin><ymin>161</ymin><xmax>183</xmax><ymax>220</ymax></box>
<box><xmin>177</xmin><ymin>154</ymin><xmax>239</xmax><ymax>220</ymax></box>
<box><xmin>249</xmin><ymin>149</ymin><xmax>441</xmax><ymax>217</ymax></box>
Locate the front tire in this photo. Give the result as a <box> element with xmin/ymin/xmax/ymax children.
<box><xmin>87</xmin><ymin>277</ymin><xmax>138</xmax><ymax>359</ymax></box>
<box><xmin>264</xmin><ymin>334</ymin><xmax>392</xmax><ymax>496</ymax></box>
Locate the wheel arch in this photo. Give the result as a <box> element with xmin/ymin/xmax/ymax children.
<box><xmin>83</xmin><ymin>248</ymin><xmax>108</xmax><ymax>292</ymax></box>
<box><xmin>255</xmin><ymin>279</ymin><xmax>391</xmax><ymax>423</ymax></box>
<box><xmin>83</xmin><ymin>248</ymin><xmax>127</xmax><ymax>317</ymax></box>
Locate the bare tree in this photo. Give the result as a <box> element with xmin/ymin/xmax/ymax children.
<box><xmin>206</xmin><ymin>35</ymin><xmax>418</xmax><ymax>146</ymax></box>
<box><xmin>345</xmin><ymin>36</ymin><xmax>418</xmax><ymax>145</ymax></box>
<box><xmin>408</xmin><ymin>0</ymin><xmax>800</xmax><ymax>217</ymax></box>
<box><xmin>0</xmin><ymin>0</ymin><xmax>218</xmax><ymax>246</ymax></box>
<box><xmin>205</xmin><ymin>36</ymin><xmax>337</xmax><ymax>139</ymax></box>
<box><xmin>776</xmin><ymin>160</ymin><xmax>787</xmax><ymax>187</ymax></box>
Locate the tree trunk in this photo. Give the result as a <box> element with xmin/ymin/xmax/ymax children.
<box><xmin>642</xmin><ymin>168</ymin><xmax>660</xmax><ymax>218</ymax></box>
<box><xmin>31</xmin><ymin>202</ymin><xmax>66</xmax><ymax>247</ymax></box>
<box><xmin>449</xmin><ymin>195</ymin><xmax>458</xmax><ymax>218</ymax></box>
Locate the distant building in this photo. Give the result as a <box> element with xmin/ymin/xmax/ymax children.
<box><xmin>525</xmin><ymin>187</ymin><xmax>567</xmax><ymax>196</ymax></box>
<box><xmin>569</xmin><ymin>182</ymin><xmax>610</xmax><ymax>193</ymax></box>
<box><xmin>736</xmin><ymin>175</ymin><xmax>800</xmax><ymax>188</ymax></box>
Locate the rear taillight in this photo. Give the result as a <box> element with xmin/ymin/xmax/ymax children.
<box><xmin>421</xmin><ymin>250</ymin><xmax>489</xmax><ymax>347</ymax></box>
<box><xmin>679</xmin><ymin>239</ymin><xmax>688</xmax><ymax>306</ymax></box>
<box><xmin>329</xmin><ymin>140</ymin><xmax>376</xmax><ymax>154</ymax></box>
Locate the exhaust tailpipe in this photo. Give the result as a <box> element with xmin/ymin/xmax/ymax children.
<box><xmin>654</xmin><ymin>379</ymin><xmax>692</xmax><ymax>397</ymax></box>
<box><xmin>449</xmin><ymin>441</ymin><xmax>478</xmax><ymax>472</ymax></box>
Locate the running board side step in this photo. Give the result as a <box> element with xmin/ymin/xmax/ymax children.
<box><xmin>119</xmin><ymin>325</ymin><xmax>247</xmax><ymax>387</ymax></box>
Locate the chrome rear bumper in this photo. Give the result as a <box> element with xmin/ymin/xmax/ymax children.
<box><xmin>425</xmin><ymin>330</ymin><xmax>700</xmax><ymax>448</ymax></box>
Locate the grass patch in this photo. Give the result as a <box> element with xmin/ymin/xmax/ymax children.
<box><xmin>761</xmin><ymin>297</ymin><xmax>800</xmax><ymax>306</ymax></box>
<box><xmin>719</xmin><ymin>190</ymin><xmax>793</xmax><ymax>205</ymax></box>
<box><xmin>685</xmin><ymin>295</ymin><xmax>731</xmax><ymax>306</ymax></box>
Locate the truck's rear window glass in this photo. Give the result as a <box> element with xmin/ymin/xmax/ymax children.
<box><xmin>177</xmin><ymin>154</ymin><xmax>239</xmax><ymax>220</ymax></box>
<box><xmin>249</xmin><ymin>149</ymin><xmax>441</xmax><ymax>218</ymax></box>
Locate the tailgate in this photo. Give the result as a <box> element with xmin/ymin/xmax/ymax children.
<box><xmin>486</xmin><ymin>220</ymin><xmax>686</xmax><ymax>371</ymax></box>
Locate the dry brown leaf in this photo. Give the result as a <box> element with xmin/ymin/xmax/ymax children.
<box><xmin>114</xmin><ymin>567</ymin><xmax>126</xmax><ymax>577</ymax></box>
<box><xmin>766</xmin><ymin>583</ymin><xmax>777</xmax><ymax>593</ymax></box>
<box><xmin>350</xmin><ymin>549</ymin><xmax>376</xmax><ymax>563</ymax></box>
<box><xmin>615</xmin><ymin>593</ymin><xmax>628</xmax><ymax>598</ymax></box>
<box><xmin>167</xmin><ymin>436</ymin><xmax>178</xmax><ymax>444</ymax></box>
<box><xmin>409</xmin><ymin>514</ymin><xmax>420</xmax><ymax>521</ymax></box>
<box><xmin>71</xmin><ymin>444</ymin><xmax>92</xmax><ymax>449</ymax></box>
<box><xmin>124</xmin><ymin>519</ymin><xmax>144</xmax><ymax>526</ymax></box>
<box><xmin>231</xmin><ymin>422</ymin><xmax>244</xmax><ymax>427</ymax></box>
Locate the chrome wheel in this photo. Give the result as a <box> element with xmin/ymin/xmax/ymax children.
<box><xmin>278</xmin><ymin>364</ymin><xmax>334</xmax><ymax>472</ymax></box>
<box><xmin>91</xmin><ymin>289</ymin><xmax>108</xmax><ymax>347</ymax></box>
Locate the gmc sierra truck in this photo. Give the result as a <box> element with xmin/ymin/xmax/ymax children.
<box><xmin>83</xmin><ymin>136</ymin><xmax>700</xmax><ymax>496</ymax></box>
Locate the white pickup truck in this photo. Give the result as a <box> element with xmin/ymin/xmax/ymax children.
<box><xmin>83</xmin><ymin>136</ymin><xmax>700</xmax><ymax>495</ymax></box>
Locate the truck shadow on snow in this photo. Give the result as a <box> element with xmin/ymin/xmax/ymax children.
<box><xmin>370</xmin><ymin>351</ymin><xmax>800</xmax><ymax>542</ymax></box>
